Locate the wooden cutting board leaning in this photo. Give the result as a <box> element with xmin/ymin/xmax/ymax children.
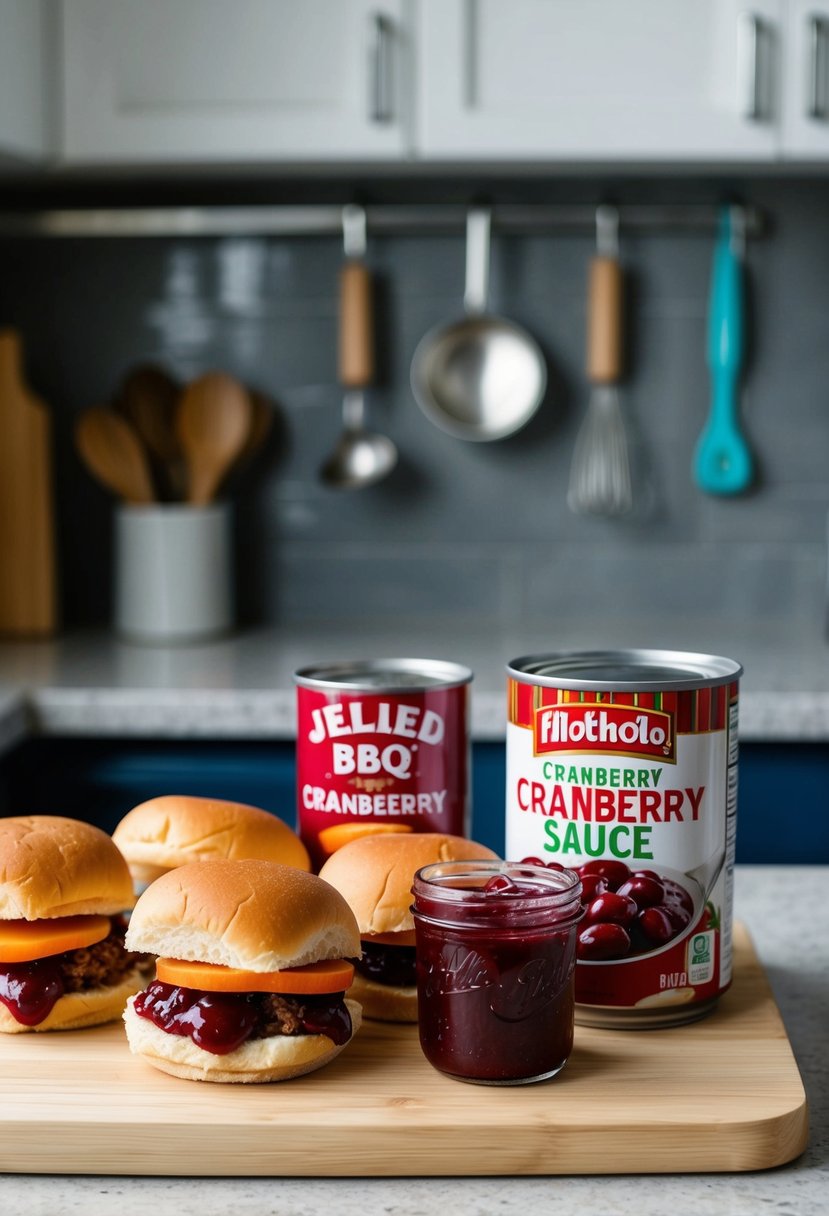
<box><xmin>0</xmin><ymin>330</ymin><xmax>57</xmax><ymax>636</ymax></box>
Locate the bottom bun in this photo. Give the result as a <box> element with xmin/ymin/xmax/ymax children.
<box><xmin>350</xmin><ymin>971</ymin><xmax>417</xmax><ymax>1023</ymax></box>
<box><xmin>0</xmin><ymin>967</ymin><xmax>147</xmax><ymax>1034</ymax></box>
<box><xmin>123</xmin><ymin>997</ymin><xmax>362</xmax><ymax>1083</ymax></box>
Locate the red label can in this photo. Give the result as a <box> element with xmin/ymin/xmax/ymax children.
<box><xmin>294</xmin><ymin>659</ymin><xmax>472</xmax><ymax>868</ymax></box>
<box><xmin>505</xmin><ymin>649</ymin><xmax>743</xmax><ymax>1028</ymax></box>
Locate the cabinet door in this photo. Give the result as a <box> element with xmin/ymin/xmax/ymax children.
<box><xmin>61</xmin><ymin>0</ymin><xmax>407</xmax><ymax>164</ymax></box>
<box><xmin>418</xmin><ymin>0</ymin><xmax>782</xmax><ymax>161</ymax></box>
<box><xmin>0</xmin><ymin>0</ymin><xmax>52</xmax><ymax>161</ymax></box>
<box><xmin>782</xmin><ymin>0</ymin><xmax>829</xmax><ymax>156</ymax></box>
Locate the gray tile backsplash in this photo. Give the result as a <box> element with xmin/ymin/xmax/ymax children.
<box><xmin>1</xmin><ymin>180</ymin><xmax>828</xmax><ymax>636</ymax></box>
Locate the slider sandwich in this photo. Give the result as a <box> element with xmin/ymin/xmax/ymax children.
<box><xmin>124</xmin><ymin>858</ymin><xmax>362</xmax><ymax>1083</ymax></box>
<box><xmin>319</xmin><ymin>833</ymin><xmax>498</xmax><ymax>1022</ymax></box>
<box><xmin>113</xmin><ymin>795</ymin><xmax>310</xmax><ymax>887</ymax></box>
<box><xmin>0</xmin><ymin>815</ymin><xmax>150</xmax><ymax>1033</ymax></box>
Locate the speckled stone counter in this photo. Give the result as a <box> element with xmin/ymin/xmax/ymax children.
<box><xmin>0</xmin><ymin>865</ymin><xmax>822</xmax><ymax>1213</ymax></box>
<box><xmin>1</xmin><ymin>619</ymin><xmax>829</xmax><ymax>742</ymax></box>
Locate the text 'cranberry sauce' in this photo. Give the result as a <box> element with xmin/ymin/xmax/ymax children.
<box><xmin>412</xmin><ymin>861</ymin><xmax>582</xmax><ymax>1086</ymax></box>
<box><xmin>133</xmin><ymin>982</ymin><xmax>352</xmax><ymax>1055</ymax></box>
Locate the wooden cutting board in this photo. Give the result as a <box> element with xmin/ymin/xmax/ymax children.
<box><xmin>0</xmin><ymin>330</ymin><xmax>57</xmax><ymax>636</ymax></box>
<box><xmin>0</xmin><ymin>923</ymin><xmax>807</xmax><ymax>1177</ymax></box>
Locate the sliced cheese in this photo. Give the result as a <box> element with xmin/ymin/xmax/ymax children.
<box><xmin>155</xmin><ymin>957</ymin><xmax>355</xmax><ymax>995</ymax></box>
<box><xmin>0</xmin><ymin>915</ymin><xmax>111</xmax><ymax>963</ymax></box>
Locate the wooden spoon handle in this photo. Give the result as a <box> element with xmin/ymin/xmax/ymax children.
<box><xmin>339</xmin><ymin>261</ymin><xmax>374</xmax><ymax>389</ymax></box>
<box><xmin>587</xmin><ymin>256</ymin><xmax>623</xmax><ymax>384</ymax></box>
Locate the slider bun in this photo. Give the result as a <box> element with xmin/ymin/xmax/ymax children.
<box><xmin>348</xmin><ymin>972</ymin><xmax>417</xmax><ymax>1023</ymax></box>
<box><xmin>123</xmin><ymin>997</ymin><xmax>362</xmax><ymax>1083</ymax></box>
<box><xmin>112</xmin><ymin>795</ymin><xmax>310</xmax><ymax>882</ymax></box>
<box><xmin>0</xmin><ymin>966</ymin><xmax>146</xmax><ymax>1034</ymax></box>
<box><xmin>126</xmin><ymin>859</ymin><xmax>361</xmax><ymax>971</ymax></box>
<box><xmin>319</xmin><ymin>832</ymin><xmax>498</xmax><ymax>936</ymax></box>
<box><xmin>0</xmin><ymin>815</ymin><xmax>134</xmax><ymax>920</ymax></box>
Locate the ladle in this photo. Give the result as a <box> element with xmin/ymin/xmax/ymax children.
<box><xmin>320</xmin><ymin>205</ymin><xmax>397</xmax><ymax>489</ymax></box>
<box><xmin>410</xmin><ymin>209</ymin><xmax>546</xmax><ymax>441</ymax></box>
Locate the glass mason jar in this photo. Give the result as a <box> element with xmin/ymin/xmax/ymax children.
<box><xmin>411</xmin><ymin>860</ymin><xmax>583</xmax><ymax>1085</ymax></box>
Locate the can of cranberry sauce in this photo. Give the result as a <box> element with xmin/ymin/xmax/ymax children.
<box><xmin>294</xmin><ymin>659</ymin><xmax>472</xmax><ymax>869</ymax></box>
<box><xmin>505</xmin><ymin>649</ymin><xmax>742</xmax><ymax>1028</ymax></box>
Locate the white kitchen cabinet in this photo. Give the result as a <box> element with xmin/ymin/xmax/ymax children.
<box><xmin>0</xmin><ymin>0</ymin><xmax>52</xmax><ymax>162</ymax></box>
<box><xmin>61</xmin><ymin>0</ymin><xmax>408</xmax><ymax>164</ymax></box>
<box><xmin>417</xmin><ymin>0</ymin><xmax>783</xmax><ymax>161</ymax></box>
<box><xmin>782</xmin><ymin>0</ymin><xmax>829</xmax><ymax>155</ymax></box>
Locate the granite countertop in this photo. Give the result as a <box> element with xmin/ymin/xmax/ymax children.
<box><xmin>0</xmin><ymin>618</ymin><xmax>828</xmax><ymax>744</ymax></box>
<box><xmin>0</xmin><ymin>864</ymin><xmax>823</xmax><ymax>1213</ymax></box>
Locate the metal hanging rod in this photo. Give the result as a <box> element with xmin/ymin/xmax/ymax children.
<box><xmin>0</xmin><ymin>202</ymin><xmax>763</xmax><ymax>240</ymax></box>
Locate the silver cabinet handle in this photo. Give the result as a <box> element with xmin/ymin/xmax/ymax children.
<box><xmin>370</xmin><ymin>12</ymin><xmax>394</xmax><ymax>124</ymax></box>
<box><xmin>808</xmin><ymin>14</ymin><xmax>827</xmax><ymax>119</ymax></box>
<box><xmin>738</xmin><ymin>11</ymin><xmax>763</xmax><ymax>121</ymax></box>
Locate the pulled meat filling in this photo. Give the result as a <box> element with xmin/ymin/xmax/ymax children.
<box><xmin>256</xmin><ymin>993</ymin><xmax>306</xmax><ymax>1038</ymax></box>
<box><xmin>62</xmin><ymin>919</ymin><xmax>153</xmax><ymax>991</ymax></box>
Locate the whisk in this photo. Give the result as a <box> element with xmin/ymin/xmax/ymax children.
<box><xmin>567</xmin><ymin>205</ymin><xmax>632</xmax><ymax>516</ymax></box>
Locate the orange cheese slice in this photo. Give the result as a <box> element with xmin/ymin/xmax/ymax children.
<box><xmin>0</xmin><ymin>915</ymin><xmax>111</xmax><ymax>963</ymax></box>
<box><xmin>317</xmin><ymin>822</ymin><xmax>413</xmax><ymax>856</ymax></box>
<box><xmin>156</xmin><ymin>957</ymin><xmax>355</xmax><ymax>995</ymax></box>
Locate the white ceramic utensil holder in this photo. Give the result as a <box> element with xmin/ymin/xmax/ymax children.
<box><xmin>115</xmin><ymin>503</ymin><xmax>233</xmax><ymax>643</ymax></box>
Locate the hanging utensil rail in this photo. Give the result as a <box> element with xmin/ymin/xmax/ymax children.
<box><xmin>0</xmin><ymin>203</ymin><xmax>763</xmax><ymax>240</ymax></box>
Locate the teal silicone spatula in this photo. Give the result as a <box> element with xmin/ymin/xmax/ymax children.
<box><xmin>693</xmin><ymin>208</ymin><xmax>753</xmax><ymax>495</ymax></box>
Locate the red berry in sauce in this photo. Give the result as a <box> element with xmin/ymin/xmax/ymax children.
<box><xmin>578</xmin><ymin>922</ymin><xmax>631</xmax><ymax>961</ymax></box>
<box><xmin>616</xmin><ymin>876</ymin><xmax>665</xmax><ymax>910</ymax></box>
<box><xmin>583</xmin><ymin>891</ymin><xmax>638</xmax><ymax>928</ymax></box>
<box><xmin>483</xmin><ymin>874</ymin><xmax>522</xmax><ymax>895</ymax></box>
<box><xmin>578</xmin><ymin>859</ymin><xmax>631</xmax><ymax>891</ymax></box>
<box><xmin>578</xmin><ymin>873</ymin><xmax>609</xmax><ymax>902</ymax></box>
<box><xmin>637</xmin><ymin>907</ymin><xmax>675</xmax><ymax>945</ymax></box>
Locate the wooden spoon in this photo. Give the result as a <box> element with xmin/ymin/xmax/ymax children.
<box><xmin>115</xmin><ymin>364</ymin><xmax>183</xmax><ymax>498</ymax></box>
<box><xmin>242</xmin><ymin>389</ymin><xmax>273</xmax><ymax>463</ymax></box>
<box><xmin>116</xmin><ymin>365</ymin><xmax>181</xmax><ymax>464</ymax></box>
<box><xmin>176</xmin><ymin>372</ymin><xmax>253</xmax><ymax>505</ymax></box>
<box><xmin>75</xmin><ymin>407</ymin><xmax>155</xmax><ymax>504</ymax></box>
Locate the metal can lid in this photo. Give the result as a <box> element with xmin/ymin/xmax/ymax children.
<box><xmin>294</xmin><ymin>657</ymin><xmax>473</xmax><ymax>693</ymax></box>
<box><xmin>507</xmin><ymin>648</ymin><xmax>742</xmax><ymax>692</ymax></box>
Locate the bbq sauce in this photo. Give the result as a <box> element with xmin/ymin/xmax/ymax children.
<box><xmin>353</xmin><ymin>940</ymin><xmax>417</xmax><ymax>988</ymax></box>
<box><xmin>133</xmin><ymin>981</ymin><xmax>352</xmax><ymax>1055</ymax></box>
<box><xmin>0</xmin><ymin>958</ymin><xmax>65</xmax><ymax>1026</ymax></box>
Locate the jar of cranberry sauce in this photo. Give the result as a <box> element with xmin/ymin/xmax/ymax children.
<box><xmin>412</xmin><ymin>861</ymin><xmax>582</xmax><ymax>1085</ymax></box>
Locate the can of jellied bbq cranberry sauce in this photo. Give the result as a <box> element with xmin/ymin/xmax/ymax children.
<box><xmin>505</xmin><ymin>649</ymin><xmax>742</xmax><ymax>1028</ymax></box>
<box><xmin>294</xmin><ymin>659</ymin><xmax>472</xmax><ymax>869</ymax></box>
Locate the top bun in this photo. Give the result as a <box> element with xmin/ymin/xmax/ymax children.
<box><xmin>126</xmin><ymin>858</ymin><xmax>360</xmax><ymax>972</ymax></box>
<box><xmin>0</xmin><ymin>815</ymin><xmax>134</xmax><ymax>920</ymax></box>
<box><xmin>112</xmin><ymin>796</ymin><xmax>310</xmax><ymax>881</ymax></box>
<box><xmin>318</xmin><ymin>833</ymin><xmax>498</xmax><ymax>936</ymax></box>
